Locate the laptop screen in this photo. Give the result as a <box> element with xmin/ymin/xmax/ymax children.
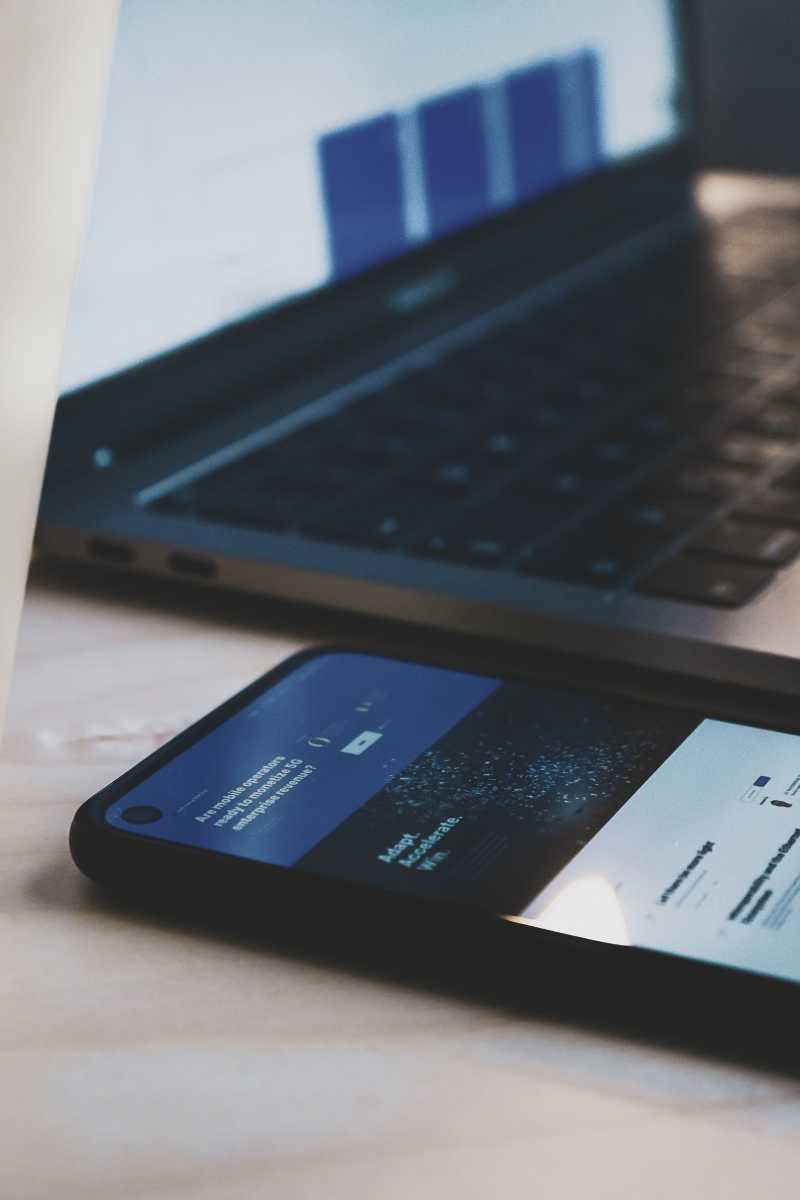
<box><xmin>61</xmin><ymin>0</ymin><xmax>683</xmax><ymax>393</ymax></box>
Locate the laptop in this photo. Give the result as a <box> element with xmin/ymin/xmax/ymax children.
<box><xmin>39</xmin><ymin>1</ymin><xmax>800</xmax><ymax>695</ymax></box>
<box><xmin>0</xmin><ymin>1</ymin><xmax>115</xmax><ymax>734</ymax></box>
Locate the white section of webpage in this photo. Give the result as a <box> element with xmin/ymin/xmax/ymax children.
<box><xmin>518</xmin><ymin>718</ymin><xmax>800</xmax><ymax>984</ymax></box>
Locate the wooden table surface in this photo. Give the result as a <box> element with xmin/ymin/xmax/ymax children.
<box><xmin>4</xmin><ymin>564</ymin><xmax>800</xmax><ymax>1200</ymax></box>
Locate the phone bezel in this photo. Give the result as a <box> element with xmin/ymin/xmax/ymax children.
<box><xmin>70</xmin><ymin>642</ymin><xmax>800</xmax><ymax>1050</ymax></box>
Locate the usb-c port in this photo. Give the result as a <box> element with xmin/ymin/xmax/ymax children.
<box><xmin>87</xmin><ymin>538</ymin><xmax>135</xmax><ymax>565</ymax></box>
<box><xmin>167</xmin><ymin>552</ymin><xmax>217</xmax><ymax>579</ymax></box>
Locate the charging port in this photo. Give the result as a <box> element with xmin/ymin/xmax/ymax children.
<box><xmin>87</xmin><ymin>538</ymin><xmax>135</xmax><ymax>565</ymax></box>
<box><xmin>167</xmin><ymin>552</ymin><xmax>217</xmax><ymax>579</ymax></box>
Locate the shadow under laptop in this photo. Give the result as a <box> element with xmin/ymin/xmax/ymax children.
<box><xmin>24</xmin><ymin>558</ymin><xmax>800</xmax><ymax>733</ymax></box>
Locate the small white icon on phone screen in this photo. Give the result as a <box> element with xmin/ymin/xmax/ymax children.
<box><xmin>341</xmin><ymin>730</ymin><xmax>383</xmax><ymax>756</ymax></box>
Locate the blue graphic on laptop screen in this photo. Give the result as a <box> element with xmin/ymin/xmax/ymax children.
<box><xmin>63</xmin><ymin>2</ymin><xmax>681</xmax><ymax>391</ymax></box>
<box><xmin>319</xmin><ymin>50</ymin><xmax>602</xmax><ymax>278</ymax></box>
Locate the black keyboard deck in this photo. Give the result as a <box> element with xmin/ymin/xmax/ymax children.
<box><xmin>153</xmin><ymin>211</ymin><xmax>800</xmax><ymax>609</ymax></box>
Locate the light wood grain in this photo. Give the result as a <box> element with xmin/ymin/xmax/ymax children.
<box><xmin>3</xmin><ymin>566</ymin><xmax>800</xmax><ymax>1200</ymax></box>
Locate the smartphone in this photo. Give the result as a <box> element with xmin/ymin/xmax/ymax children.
<box><xmin>71</xmin><ymin>647</ymin><xmax>800</xmax><ymax>1047</ymax></box>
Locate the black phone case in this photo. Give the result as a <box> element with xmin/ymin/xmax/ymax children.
<box><xmin>70</xmin><ymin>640</ymin><xmax>800</xmax><ymax>1067</ymax></box>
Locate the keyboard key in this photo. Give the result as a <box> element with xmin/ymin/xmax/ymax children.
<box><xmin>482</xmin><ymin>430</ymin><xmax>525</xmax><ymax>458</ymax></box>
<box><xmin>225</xmin><ymin>443</ymin><xmax>361</xmax><ymax>494</ymax></box>
<box><xmin>772</xmin><ymin>462</ymin><xmax>800</xmax><ymax>490</ymax></box>
<box><xmin>503</xmin><ymin>400</ymin><xmax>570</xmax><ymax>434</ymax></box>
<box><xmin>629</xmin><ymin>406</ymin><xmax>691</xmax><ymax>443</ymax></box>
<box><xmin>298</xmin><ymin>461</ymin><xmax>362</xmax><ymax>493</ymax></box>
<box><xmin>470</xmin><ymin>496</ymin><xmax>564</xmax><ymax>545</ymax></box>
<box><xmin>411</xmin><ymin>458</ymin><xmax>496</xmax><ymax>496</ymax></box>
<box><xmin>415</xmin><ymin>532</ymin><xmax>453</xmax><ymax>559</ymax></box>
<box><xmin>516</xmin><ymin>459</ymin><xmax>606</xmax><ymax>505</ymax></box>
<box><xmin>414</xmin><ymin>532</ymin><xmax>507</xmax><ymax>567</ymax></box>
<box><xmin>698</xmin><ymin>345</ymin><xmax>795</xmax><ymax>380</ymax></box>
<box><xmin>463</xmin><ymin>538</ymin><xmax>506</xmax><ymax>566</ymax></box>
<box><xmin>195</xmin><ymin>485</ymin><xmax>313</xmax><ymax>531</ymax></box>
<box><xmin>637</xmin><ymin>556</ymin><xmax>772</xmax><ymax>607</ymax></box>
<box><xmin>667</xmin><ymin>460</ymin><xmax>753</xmax><ymax>499</ymax></box>
<box><xmin>355</xmin><ymin>393</ymin><xmax>477</xmax><ymax>440</ymax></box>
<box><xmin>620</xmin><ymin>496</ymin><xmax>708</xmax><ymax>539</ymax></box>
<box><xmin>710</xmin><ymin>240</ymin><xmax>800</xmax><ymax>282</ymax></box>
<box><xmin>734</xmin><ymin>306</ymin><xmax>800</xmax><ymax>353</ymax></box>
<box><xmin>767</xmin><ymin>385</ymin><xmax>800</xmax><ymax>408</ymax></box>
<box><xmin>737</xmin><ymin>403</ymin><xmax>800</xmax><ymax>439</ymax></box>
<box><xmin>706</xmin><ymin>434</ymin><xmax>788</xmax><ymax>468</ymax></box>
<box><xmin>734</xmin><ymin>487</ymin><xmax>800</xmax><ymax>526</ymax></box>
<box><xmin>337</xmin><ymin>429</ymin><xmax>415</xmax><ymax>462</ymax></box>
<box><xmin>430</xmin><ymin>461</ymin><xmax>475</xmax><ymax>492</ymax></box>
<box><xmin>417</xmin><ymin>493</ymin><xmax>565</xmax><ymax>565</ymax></box>
<box><xmin>670</xmin><ymin>371</ymin><xmax>751</xmax><ymax>411</ymax></box>
<box><xmin>529</xmin><ymin>547</ymin><xmax>632</xmax><ymax>588</ymax></box>
<box><xmin>574</xmin><ymin>434</ymin><xmax>645</xmax><ymax>479</ymax></box>
<box><xmin>302</xmin><ymin>507</ymin><xmax>414</xmax><ymax>548</ymax></box>
<box><xmin>557</xmin><ymin>376</ymin><xmax>617</xmax><ymax>407</ymax></box>
<box><xmin>523</xmin><ymin>518</ymin><xmax>657</xmax><ymax>588</ymax></box>
<box><xmin>689</xmin><ymin>520</ymin><xmax>800</xmax><ymax>566</ymax></box>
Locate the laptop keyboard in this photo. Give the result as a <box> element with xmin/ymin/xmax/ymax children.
<box><xmin>153</xmin><ymin>211</ymin><xmax>800</xmax><ymax>609</ymax></box>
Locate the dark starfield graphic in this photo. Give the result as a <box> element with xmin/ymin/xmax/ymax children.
<box><xmin>299</xmin><ymin>684</ymin><xmax>697</xmax><ymax>912</ymax></box>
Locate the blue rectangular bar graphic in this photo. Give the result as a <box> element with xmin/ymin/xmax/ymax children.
<box><xmin>319</xmin><ymin>114</ymin><xmax>406</xmax><ymax>279</ymax></box>
<box><xmin>567</xmin><ymin>50</ymin><xmax>602</xmax><ymax>173</ymax></box>
<box><xmin>419</xmin><ymin>87</ymin><xmax>490</xmax><ymax>236</ymax></box>
<box><xmin>507</xmin><ymin>61</ymin><xmax>564</xmax><ymax>201</ymax></box>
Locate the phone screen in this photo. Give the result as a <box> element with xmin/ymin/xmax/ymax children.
<box><xmin>105</xmin><ymin>651</ymin><xmax>800</xmax><ymax>985</ymax></box>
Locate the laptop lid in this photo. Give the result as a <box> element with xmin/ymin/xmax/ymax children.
<box><xmin>0</xmin><ymin>1</ymin><xmax>116</xmax><ymax>734</ymax></box>
<box><xmin>51</xmin><ymin>0</ymin><xmax>693</xmax><ymax>480</ymax></box>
